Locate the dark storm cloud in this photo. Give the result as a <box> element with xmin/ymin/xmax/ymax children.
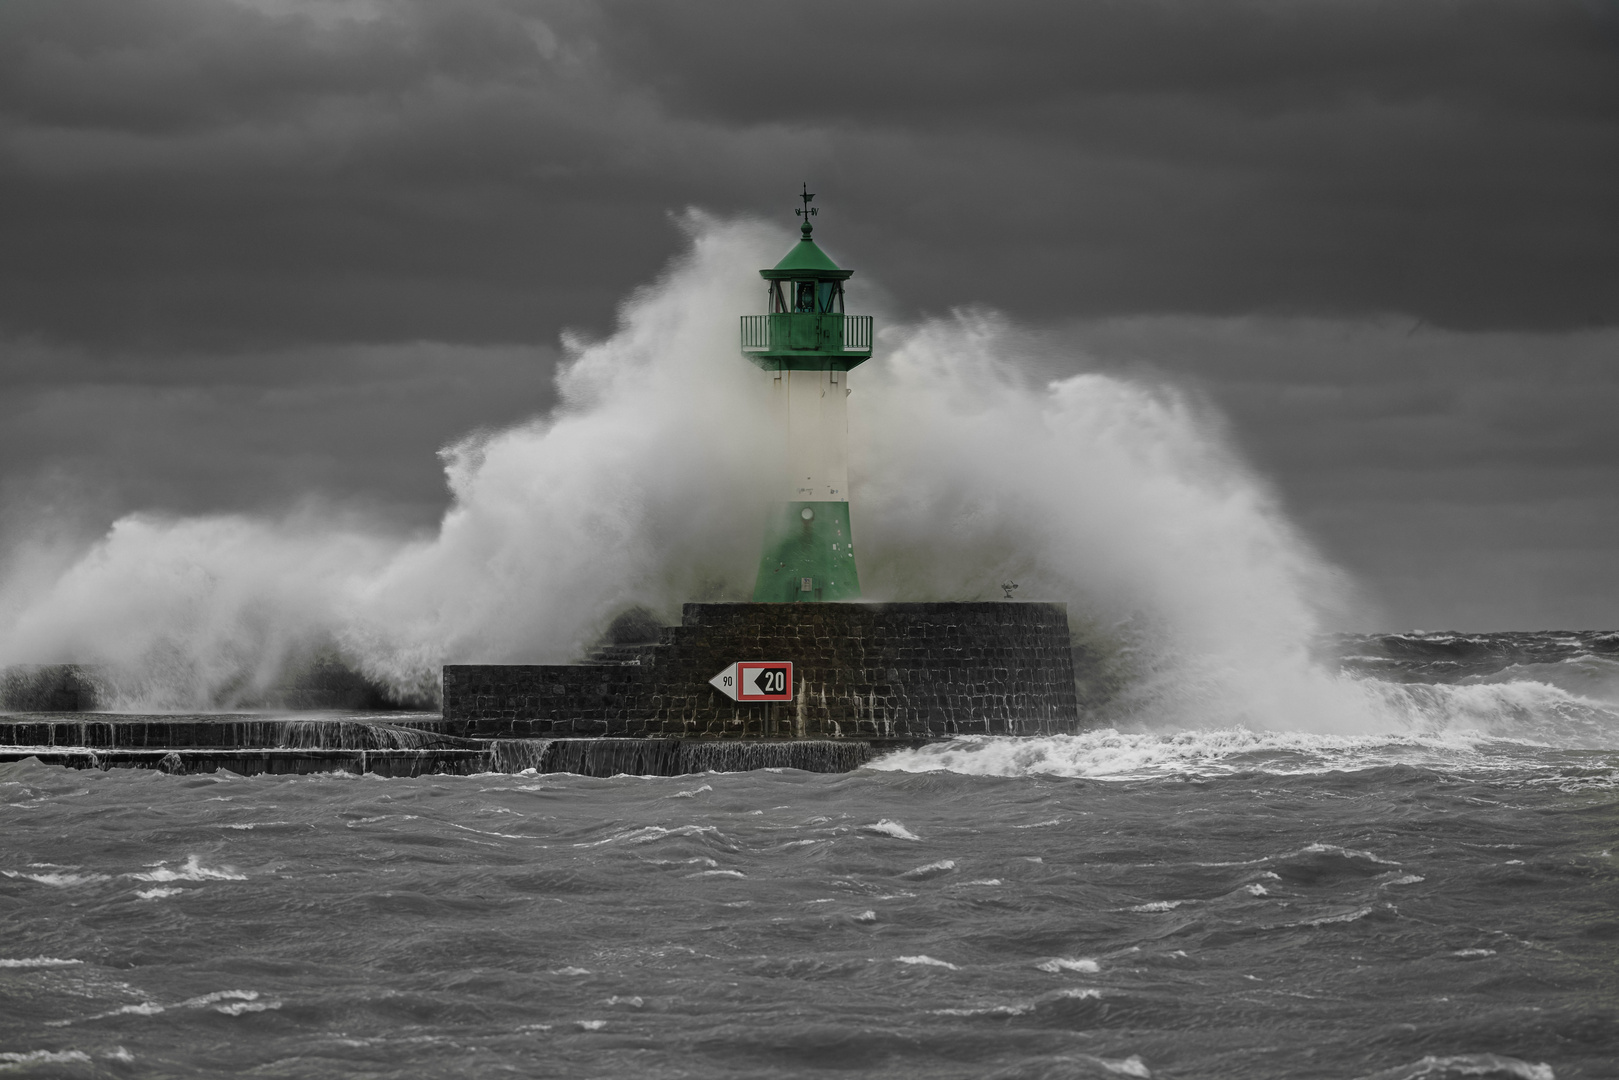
<box><xmin>3</xmin><ymin>0</ymin><xmax>1615</xmax><ymax>351</ymax></box>
<box><xmin>0</xmin><ymin>0</ymin><xmax>686</xmax><ymax>348</ymax></box>
<box><xmin>584</xmin><ymin>0</ymin><xmax>1619</xmax><ymax>329</ymax></box>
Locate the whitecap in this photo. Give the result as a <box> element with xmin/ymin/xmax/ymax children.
<box><xmin>1300</xmin><ymin>842</ymin><xmax>1400</xmax><ymax>866</ymax></box>
<box><xmin>861</xmin><ymin>820</ymin><xmax>920</xmax><ymax>841</ymax></box>
<box><xmin>854</xmin><ymin>910</ymin><xmax>877</xmax><ymax>922</ymax></box>
<box><xmin>551</xmin><ymin>967</ymin><xmax>591</xmax><ymax>976</ymax></box>
<box><xmin>574</xmin><ymin>824</ymin><xmax>717</xmax><ymax>848</ymax></box>
<box><xmin>0</xmin><ymin>1050</ymin><xmax>92</xmax><ymax>1066</ymax></box>
<box><xmin>219</xmin><ymin>822</ymin><xmax>289</xmax><ymax>830</ymax></box>
<box><xmin>576</xmin><ymin>1019</ymin><xmax>607</xmax><ymax>1031</ymax></box>
<box><xmin>127</xmin><ymin>855</ymin><xmax>246</xmax><ymax>882</ymax></box>
<box><xmin>687</xmin><ymin>869</ymin><xmax>745</xmax><ymax>878</ymax></box>
<box><xmin>1380</xmin><ymin>875</ymin><xmax>1426</xmax><ymax>888</ymax></box>
<box><xmin>214</xmin><ymin>999</ymin><xmax>281</xmax><ymax>1016</ymax></box>
<box><xmin>895</xmin><ymin>955</ymin><xmax>957</xmax><ymax>969</ymax></box>
<box><xmin>1036</xmin><ymin>957</ymin><xmax>1100</xmax><ymax>973</ymax></box>
<box><xmin>932</xmin><ymin>1003</ymin><xmax>1033</xmax><ymax>1017</ymax></box>
<box><xmin>963</xmin><ymin>879</ymin><xmax>1002</xmax><ymax>886</ymax></box>
<box><xmin>136</xmin><ymin>887</ymin><xmax>184</xmax><ymax>900</ymax></box>
<box><xmin>2</xmin><ymin>870</ymin><xmax>111</xmax><ymax>887</ymax></box>
<box><xmin>670</xmin><ymin>785</ymin><xmax>712</xmax><ymax>798</ymax></box>
<box><xmin>1352</xmin><ymin>1053</ymin><xmax>1552</xmax><ymax>1080</ymax></box>
<box><xmin>1128</xmin><ymin>899</ymin><xmax>1191</xmax><ymax>912</ymax></box>
<box><xmin>0</xmin><ymin>957</ymin><xmax>83</xmax><ymax>969</ymax></box>
<box><xmin>1451</xmin><ymin>949</ymin><xmax>1496</xmax><ymax>958</ymax></box>
<box><xmin>1299</xmin><ymin>904</ymin><xmax>1377</xmax><ymax>927</ymax></box>
<box><xmin>902</xmin><ymin>859</ymin><xmax>955</xmax><ymax>878</ymax></box>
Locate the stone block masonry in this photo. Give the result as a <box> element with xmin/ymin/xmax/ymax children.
<box><xmin>442</xmin><ymin>601</ymin><xmax>1080</xmax><ymax>740</ymax></box>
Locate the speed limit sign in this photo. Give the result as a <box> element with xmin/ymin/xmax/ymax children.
<box><xmin>708</xmin><ymin>662</ymin><xmax>794</xmax><ymax>702</ymax></box>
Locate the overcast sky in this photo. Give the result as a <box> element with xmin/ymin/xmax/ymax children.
<box><xmin>2</xmin><ymin>0</ymin><xmax>1616</xmax><ymax>630</ymax></box>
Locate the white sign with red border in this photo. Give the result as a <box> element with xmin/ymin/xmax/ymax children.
<box><xmin>709</xmin><ymin>662</ymin><xmax>794</xmax><ymax>702</ymax></box>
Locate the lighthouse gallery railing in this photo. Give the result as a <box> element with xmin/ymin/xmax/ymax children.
<box><xmin>741</xmin><ymin>314</ymin><xmax>872</xmax><ymax>353</ymax></box>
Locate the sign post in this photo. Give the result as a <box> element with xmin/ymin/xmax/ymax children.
<box><xmin>709</xmin><ymin>662</ymin><xmax>794</xmax><ymax>702</ymax></box>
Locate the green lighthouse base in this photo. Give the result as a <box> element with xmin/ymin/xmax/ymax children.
<box><xmin>752</xmin><ymin>501</ymin><xmax>861</xmax><ymax>602</ymax></box>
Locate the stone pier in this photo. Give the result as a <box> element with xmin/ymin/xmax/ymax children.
<box><xmin>443</xmin><ymin>601</ymin><xmax>1081</xmax><ymax>741</ymax></box>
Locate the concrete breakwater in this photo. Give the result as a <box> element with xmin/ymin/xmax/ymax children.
<box><xmin>0</xmin><ymin>714</ymin><xmax>875</xmax><ymax>777</ymax></box>
<box><xmin>2</xmin><ymin>601</ymin><xmax>1081</xmax><ymax>777</ymax></box>
<box><xmin>445</xmin><ymin>601</ymin><xmax>1082</xmax><ymax>740</ymax></box>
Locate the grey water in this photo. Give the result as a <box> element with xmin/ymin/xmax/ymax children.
<box><xmin>2</xmin><ymin>633</ymin><xmax>1616</xmax><ymax>1079</ymax></box>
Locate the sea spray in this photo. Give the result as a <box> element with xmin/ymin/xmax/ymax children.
<box><xmin>2</xmin><ymin>213</ymin><xmax>1363</xmax><ymax>728</ymax></box>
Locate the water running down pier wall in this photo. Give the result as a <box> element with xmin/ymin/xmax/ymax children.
<box><xmin>445</xmin><ymin>601</ymin><xmax>1081</xmax><ymax>740</ymax></box>
<box><xmin>0</xmin><ymin>720</ymin><xmax>875</xmax><ymax>777</ymax></box>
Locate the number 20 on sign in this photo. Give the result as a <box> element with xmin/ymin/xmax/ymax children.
<box><xmin>708</xmin><ymin>662</ymin><xmax>794</xmax><ymax>702</ymax></box>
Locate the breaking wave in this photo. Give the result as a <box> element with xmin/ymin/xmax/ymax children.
<box><xmin>0</xmin><ymin>213</ymin><xmax>1612</xmax><ymax>757</ymax></box>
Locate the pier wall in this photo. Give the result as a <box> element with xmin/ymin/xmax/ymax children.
<box><xmin>443</xmin><ymin>601</ymin><xmax>1080</xmax><ymax>740</ymax></box>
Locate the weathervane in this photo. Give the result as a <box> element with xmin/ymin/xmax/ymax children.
<box><xmin>795</xmin><ymin>182</ymin><xmax>817</xmax><ymax>229</ymax></box>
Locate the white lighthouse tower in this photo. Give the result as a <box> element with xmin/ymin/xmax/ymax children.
<box><xmin>740</xmin><ymin>186</ymin><xmax>874</xmax><ymax>602</ymax></box>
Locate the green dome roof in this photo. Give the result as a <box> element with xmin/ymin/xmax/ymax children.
<box><xmin>761</xmin><ymin>224</ymin><xmax>854</xmax><ymax>281</ymax></box>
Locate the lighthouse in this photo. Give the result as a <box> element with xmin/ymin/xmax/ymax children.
<box><xmin>741</xmin><ymin>186</ymin><xmax>874</xmax><ymax>602</ymax></box>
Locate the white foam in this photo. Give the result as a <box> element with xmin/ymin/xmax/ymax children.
<box><xmin>687</xmin><ymin>869</ymin><xmax>745</xmax><ymax>878</ymax></box>
<box><xmin>1128</xmin><ymin>900</ymin><xmax>1191</xmax><ymax>912</ymax></box>
<box><xmin>575</xmin><ymin>1020</ymin><xmax>607</xmax><ymax>1031</ymax></box>
<box><xmin>127</xmin><ymin>855</ymin><xmax>246</xmax><ymax>882</ymax></box>
<box><xmin>551</xmin><ymin>967</ymin><xmax>591</xmax><ymax>976</ymax></box>
<box><xmin>136</xmin><ymin>887</ymin><xmax>184</xmax><ymax>900</ymax></box>
<box><xmin>932</xmin><ymin>1004</ymin><xmax>1032</xmax><ymax>1017</ymax></box>
<box><xmin>895</xmin><ymin>955</ymin><xmax>958</xmax><ymax>969</ymax></box>
<box><xmin>0</xmin><ymin>957</ymin><xmax>82</xmax><ymax>969</ymax></box>
<box><xmin>1352</xmin><ymin>1053</ymin><xmax>1553</xmax><ymax>1080</ymax></box>
<box><xmin>868</xmin><ymin>723</ymin><xmax>1597</xmax><ymax>780</ymax></box>
<box><xmin>903</xmin><ymin>859</ymin><xmax>955</xmax><ymax>877</ymax></box>
<box><xmin>0</xmin><ymin>1051</ymin><xmax>92</xmax><ymax>1066</ymax></box>
<box><xmin>2</xmin><ymin>870</ymin><xmax>110</xmax><ymax>887</ymax></box>
<box><xmin>220</xmin><ymin>822</ymin><xmax>289</xmax><ymax>830</ymax></box>
<box><xmin>575</xmin><ymin>824</ymin><xmax>717</xmax><ymax>848</ymax></box>
<box><xmin>862</xmin><ymin>820</ymin><xmax>921</xmax><ymax>841</ymax></box>
<box><xmin>1035</xmin><ymin>957</ymin><xmax>1100</xmax><ymax>974</ymax></box>
<box><xmin>1301</xmin><ymin>842</ymin><xmax>1400</xmax><ymax>866</ymax></box>
<box><xmin>63</xmin><ymin>989</ymin><xmax>273</xmax><ymax>1025</ymax></box>
<box><xmin>1299</xmin><ymin>904</ymin><xmax>1377</xmax><ymax>927</ymax></box>
<box><xmin>854</xmin><ymin>910</ymin><xmax>877</xmax><ymax>922</ymax></box>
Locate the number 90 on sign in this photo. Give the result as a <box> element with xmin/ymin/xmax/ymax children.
<box><xmin>708</xmin><ymin>662</ymin><xmax>794</xmax><ymax>702</ymax></box>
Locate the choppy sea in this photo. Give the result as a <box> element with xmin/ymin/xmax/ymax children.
<box><xmin>3</xmin><ymin>632</ymin><xmax>1616</xmax><ymax>1079</ymax></box>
